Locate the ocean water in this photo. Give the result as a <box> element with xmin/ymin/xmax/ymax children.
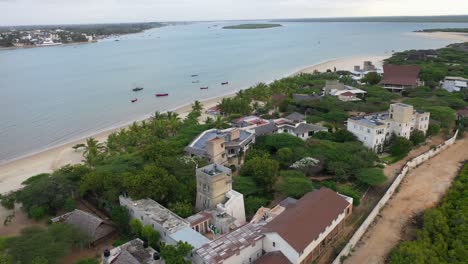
<box><xmin>1</xmin><ymin>21</ymin><xmax>467</xmax><ymax>163</ymax></box>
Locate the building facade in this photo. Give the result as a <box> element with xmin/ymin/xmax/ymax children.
<box><xmin>347</xmin><ymin>103</ymin><xmax>430</xmax><ymax>152</ymax></box>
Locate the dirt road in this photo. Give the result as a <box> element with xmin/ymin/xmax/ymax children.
<box><xmin>344</xmin><ymin>137</ymin><xmax>468</xmax><ymax>264</ymax></box>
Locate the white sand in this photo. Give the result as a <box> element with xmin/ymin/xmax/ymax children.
<box><xmin>296</xmin><ymin>55</ymin><xmax>389</xmax><ymax>74</ymax></box>
<box><xmin>410</xmin><ymin>31</ymin><xmax>468</xmax><ymax>42</ymax></box>
<box><xmin>0</xmin><ymin>54</ymin><xmax>387</xmax><ymax>194</ymax></box>
<box><xmin>0</xmin><ymin>94</ymin><xmax>234</xmax><ymax>194</ymax></box>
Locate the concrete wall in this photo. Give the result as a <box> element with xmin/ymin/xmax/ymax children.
<box><xmin>332</xmin><ymin>130</ymin><xmax>459</xmax><ymax>264</ymax></box>
<box><xmin>263</xmin><ymin>232</ymin><xmax>300</xmax><ymax>263</ymax></box>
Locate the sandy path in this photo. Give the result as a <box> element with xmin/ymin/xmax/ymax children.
<box><xmin>344</xmin><ymin>137</ymin><xmax>468</xmax><ymax>264</ymax></box>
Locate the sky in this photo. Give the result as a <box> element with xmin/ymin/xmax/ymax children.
<box><xmin>1</xmin><ymin>0</ymin><xmax>468</xmax><ymax>26</ymax></box>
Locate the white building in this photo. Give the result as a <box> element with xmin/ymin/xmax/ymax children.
<box><xmin>193</xmin><ymin>188</ymin><xmax>353</xmax><ymax>264</ymax></box>
<box><xmin>442</xmin><ymin>76</ymin><xmax>468</xmax><ymax>92</ymax></box>
<box><xmin>347</xmin><ymin>103</ymin><xmax>430</xmax><ymax>152</ymax></box>
<box><xmin>119</xmin><ymin>196</ymin><xmax>210</xmax><ymax>249</ymax></box>
<box><xmin>102</xmin><ymin>238</ymin><xmax>161</xmax><ymax>264</ymax></box>
<box><xmin>322</xmin><ymin>80</ymin><xmax>367</xmax><ymax>101</ymax></box>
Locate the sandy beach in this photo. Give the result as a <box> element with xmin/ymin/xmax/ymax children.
<box><xmin>296</xmin><ymin>55</ymin><xmax>389</xmax><ymax>74</ymax></box>
<box><xmin>410</xmin><ymin>31</ymin><xmax>468</xmax><ymax>42</ymax></box>
<box><xmin>0</xmin><ymin>54</ymin><xmax>387</xmax><ymax>194</ymax></box>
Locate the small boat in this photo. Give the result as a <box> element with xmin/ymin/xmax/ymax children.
<box><xmin>156</xmin><ymin>93</ymin><xmax>169</xmax><ymax>97</ymax></box>
<box><xmin>200</xmin><ymin>86</ymin><xmax>209</xmax><ymax>90</ymax></box>
<box><xmin>221</xmin><ymin>82</ymin><xmax>229</xmax><ymax>85</ymax></box>
<box><xmin>192</xmin><ymin>80</ymin><xmax>200</xmax><ymax>83</ymax></box>
<box><xmin>191</xmin><ymin>74</ymin><xmax>199</xmax><ymax>77</ymax></box>
<box><xmin>131</xmin><ymin>98</ymin><xmax>138</xmax><ymax>103</ymax></box>
<box><xmin>132</xmin><ymin>87</ymin><xmax>144</xmax><ymax>92</ymax></box>
<box><xmin>115</xmin><ymin>39</ymin><xmax>120</xmax><ymax>42</ymax></box>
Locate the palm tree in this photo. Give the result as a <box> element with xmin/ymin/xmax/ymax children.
<box><xmin>192</xmin><ymin>100</ymin><xmax>203</xmax><ymax>113</ymax></box>
<box><xmin>213</xmin><ymin>116</ymin><xmax>226</xmax><ymax>129</ymax></box>
<box><xmin>83</xmin><ymin>137</ymin><xmax>104</xmax><ymax>166</ymax></box>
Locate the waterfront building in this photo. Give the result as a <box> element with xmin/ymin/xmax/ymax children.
<box><xmin>185</xmin><ymin>128</ymin><xmax>255</xmax><ymax>166</ymax></box>
<box><xmin>380</xmin><ymin>65</ymin><xmax>423</xmax><ymax>91</ymax></box>
<box><xmin>347</xmin><ymin>103</ymin><xmax>430</xmax><ymax>152</ymax></box>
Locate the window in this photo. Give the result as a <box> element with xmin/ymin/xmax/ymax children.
<box><xmin>273</xmin><ymin>242</ymin><xmax>276</xmax><ymax>247</ymax></box>
<box><xmin>367</xmin><ymin>128</ymin><xmax>370</xmax><ymax>133</ymax></box>
<box><xmin>140</xmin><ymin>216</ymin><xmax>143</xmax><ymax>220</ymax></box>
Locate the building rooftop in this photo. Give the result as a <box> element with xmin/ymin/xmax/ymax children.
<box><xmin>123</xmin><ymin>197</ymin><xmax>189</xmax><ymax>234</ymax></box>
<box><xmin>108</xmin><ymin>238</ymin><xmax>158</xmax><ymax>264</ymax></box>
<box><xmin>171</xmin><ymin>226</ymin><xmax>211</xmax><ymax>249</ymax></box>
<box><xmin>265</xmin><ymin>188</ymin><xmax>351</xmax><ymax>253</ymax></box>
<box><xmin>255</xmin><ymin>251</ymin><xmax>292</xmax><ymax>264</ymax></box>
<box><xmin>198</xmin><ymin>163</ymin><xmax>232</xmax><ymax>177</ymax></box>
<box><xmin>195</xmin><ymin>223</ymin><xmax>265</xmax><ymax>264</ymax></box>
<box><xmin>284</xmin><ymin>112</ymin><xmax>305</xmax><ymax>122</ymax></box>
<box><xmin>52</xmin><ymin>209</ymin><xmax>115</xmax><ymax>242</ymax></box>
<box><xmin>186</xmin><ymin>128</ymin><xmax>254</xmax><ymax>156</ymax></box>
<box><xmin>380</xmin><ymin>64</ymin><xmax>420</xmax><ymax>86</ymax></box>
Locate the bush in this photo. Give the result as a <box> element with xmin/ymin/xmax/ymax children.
<box><xmin>28</xmin><ymin>205</ymin><xmax>46</xmax><ymax>220</ymax></box>
<box><xmin>75</xmin><ymin>258</ymin><xmax>99</xmax><ymax>264</ymax></box>
<box><xmin>410</xmin><ymin>130</ymin><xmax>426</xmax><ymax>145</ymax></box>
<box><xmin>244</xmin><ymin>196</ymin><xmax>269</xmax><ymax>218</ymax></box>
<box><xmin>277</xmin><ymin>171</ymin><xmax>313</xmax><ymax>198</ymax></box>
<box><xmin>356</xmin><ymin>168</ymin><xmax>387</xmax><ymax>186</ymax></box>
<box><xmin>389</xmin><ymin>136</ymin><xmax>413</xmax><ymax>157</ymax></box>
<box><xmin>426</xmin><ymin>123</ymin><xmax>440</xmax><ymax>137</ymax></box>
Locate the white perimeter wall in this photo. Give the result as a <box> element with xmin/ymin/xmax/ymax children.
<box><xmin>332</xmin><ymin>130</ymin><xmax>459</xmax><ymax>264</ymax></box>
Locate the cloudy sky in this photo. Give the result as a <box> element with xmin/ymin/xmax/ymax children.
<box><xmin>1</xmin><ymin>0</ymin><xmax>467</xmax><ymax>25</ymax></box>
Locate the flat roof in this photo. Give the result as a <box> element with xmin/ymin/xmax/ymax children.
<box><xmin>122</xmin><ymin>197</ymin><xmax>189</xmax><ymax>234</ymax></box>
<box><xmin>171</xmin><ymin>226</ymin><xmax>211</xmax><ymax>249</ymax></box>
<box><xmin>198</xmin><ymin>163</ymin><xmax>232</xmax><ymax>177</ymax></box>
<box><xmin>195</xmin><ymin>223</ymin><xmax>265</xmax><ymax>264</ymax></box>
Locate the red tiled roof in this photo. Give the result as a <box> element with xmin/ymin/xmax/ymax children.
<box><xmin>340</xmin><ymin>91</ymin><xmax>355</xmax><ymax>96</ymax></box>
<box><xmin>265</xmin><ymin>188</ymin><xmax>350</xmax><ymax>253</ymax></box>
<box><xmin>457</xmin><ymin>107</ymin><xmax>468</xmax><ymax>117</ymax></box>
<box><xmin>380</xmin><ymin>64</ymin><xmax>420</xmax><ymax>86</ymax></box>
<box><xmin>255</xmin><ymin>251</ymin><xmax>291</xmax><ymax>264</ymax></box>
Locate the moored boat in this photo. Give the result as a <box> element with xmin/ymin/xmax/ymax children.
<box><xmin>131</xmin><ymin>98</ymin><xmax>138</xmax><ymax>103</ymax></box>
<box><xmin>132</xmin><ymin>87</ymin><xmax>144</xmax><ymax>92</ymax></box>
<box><xmin>192</xmin><ymin>80</ymin><xmax>200</xmax><ymax>83</ymax></box>
<box><xmin>200</xmin><ymin>86</ymin><xmax>209</xmax><ymax>90</ymax></box>
<box><xmin>155</xmin><ymin>93</ymin><xmax>169</xmax><ymax>97</ymax></box>
<box><xmin>191</xmin><ymin>74</ymin><xmax>199</xmax><ymax>77</ymax></box>
<box><xmin>221</xmin><ymin>82</ymin><xmax>229</xmax><ymax>85</ymax></box>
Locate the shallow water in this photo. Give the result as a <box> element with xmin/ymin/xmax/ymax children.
<box><xmin>1</xmin><ymin>21</ymin><xmax>467</xmax><ymax>162</ymax></box>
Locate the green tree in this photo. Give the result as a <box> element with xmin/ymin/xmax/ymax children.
<box><xmin>242</xmin><ymin>155</ymin><xmax>279</xmax><ymax>192</ymax></box>
<box><xmin>169</xmin><ymin>201</ymin><xmax>193</xmax><ymax>218</ymax></box>
<box><xmin>31</xmin><ymin>257</ymin><xmax>49</xmax><ymax>264</ymax></box>
<box><xmin>277</xmin><ymin>171</ymin><xmax>313</xmax><ymax>198</ymax></box>
<box><xmin>356</xmin><ymin>168</ymin><xmax>387</xmax><ymax>186</ymax></box>
<box><xmin>160</xmin><ymin>241</ymin><xmax>193</xmax><ymax>264</ymax></box>
<box><xmin>130</xmin><ymin>219</ymin><xmax>143</xmax><ymax>237</ymax></box>
<box><xmin>332</xmin><ymin>129</ymin><xmax>357</xmax><ymax>143</ymax></box>
<box><xmin>361</xmin><ymin>72</ymin><xmax>382</xmax><ymax>85</ymax></box>
<box><xmin>410</xmin><ymin>130</ymin><xmax>426</xmax><ymax>145</ymax></box>
<box><xmin>28</xmin><ymin>205</ymin><xmax>46</xmax><ymax>220</ymax></box>
<box><xmin>244</xmin><ymin>196</ymin><xmax>269</xmax><ymax>218</ymax></box>
<box><xmin>141</xmin><ymin>225</ymin><xmax>160</xmax><ymax>248</ymax></box>
<box><xmin>277</xmin><ymin>147</ymin><xmax>295</xmax><ymax>167</ymax></box>
<box><xmin>111</xmin><ymin>206</ymin><xmax>131</xmax><ymax>234</ymax></box>
<box><xmin>389</xmin><ymin>137</ymin><xmax>413</xmax><ymax>157</ymax></box>
<box><xmin>426</xmin><ymin>123</ymin><xmax>440</xmax><ymax>137</ymax></box>
<box><xmin>4</xmin><ymin>224</ymin><xmax>89</xmax><ymax>264</ymax></box>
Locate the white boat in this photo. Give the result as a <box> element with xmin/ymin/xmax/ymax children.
<box><xmin>38</xmin><ymin>39</ymin><xmax>62</xmax><ymax>46</ymax></box>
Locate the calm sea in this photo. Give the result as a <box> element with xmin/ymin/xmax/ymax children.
<box><xmin>1</xmin><ymin>21</ymin><xmax>467</xmax><ymax>163</ymax></box>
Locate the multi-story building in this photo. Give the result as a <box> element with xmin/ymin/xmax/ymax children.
<box><xmin>185</xmin><ymin>128</ymin><xmax>255</xmax><ymax>166</ymax></box>
<box><xmin>195</xmin><ymin>163</ymin><xmax>246</xmax><ymax>227</ymax></box>
<box><xmin>193</xmin><ymin>188</ymin><xmax>353</xmax><ymax>264</ymax></box>
<box><xmin>347</xmin><ymin>103</ymin><xmax>430</xmax><ymax>152</ymax></box>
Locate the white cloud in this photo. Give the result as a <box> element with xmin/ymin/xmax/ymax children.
<box><xmin>0</xmin><ymin>0</ymin><xmax>467</xmax><ymax>25</ymax></box>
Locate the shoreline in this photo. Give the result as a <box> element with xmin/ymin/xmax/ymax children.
<box><xmin>408</xmin><ymin>31</ymin><xmax>468</xmax><ymax>42</ymax></box>
<box><xmin>0</xmin><ymin>54</ymin><xmax>389</xmax><ymax>194</ymax></box>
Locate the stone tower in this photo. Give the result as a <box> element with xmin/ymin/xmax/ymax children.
<box><xmin>195</xmin><ymin>164</ymin><xmax>232</xmax><ymax>212</ymax></box>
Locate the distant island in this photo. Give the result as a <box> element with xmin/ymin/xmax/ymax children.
<box><xmin>223</xmin><ymin>23</ymin><xmax>282</xmax><ymax>29</ymax></box>
<box><xmin>273</xmin><ymin>15</ymin><xmax>468</xmax><ymax>23</ymax></box>
<box><xmin>0</xmin><ymin>22</ymin><xmax>164</xmax><ymax>48</ymax></box>
<box><xmin>416</xmin><ymin>28</ymin><xmax>468</xmax><ymax>33</ymax></box>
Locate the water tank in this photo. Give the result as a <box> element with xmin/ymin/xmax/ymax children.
<box><xmin>153</xmin><ymin>252</ymin><xmax>160</xmax><ymax>260</ymax></box>
<box><xmin>103</xmin><ymin>249</ymin><xmax>111</xmax><ymax>258</ymax></box>
<box><xmin>143</xmin><ymin>239</ymin><xmax>149</xmax><ymax>248</ymax></box>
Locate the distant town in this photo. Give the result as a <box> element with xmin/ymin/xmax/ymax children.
<box><xmin>0</xmin><ymin>22</ymin><xmax>164</xmax><ymax>48</ymax></box>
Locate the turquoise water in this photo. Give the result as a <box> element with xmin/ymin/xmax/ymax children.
<box><xmin>1</xmin><ymin>21</ymin><xmax>467</xmax><ymax>163</ymax></box>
